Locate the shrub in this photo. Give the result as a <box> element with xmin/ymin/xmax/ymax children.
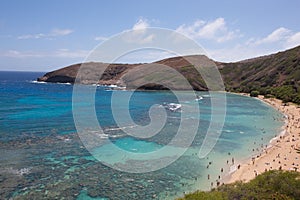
<box><xmin>179</xmin><ymin>171</ymin><xmax>300</xmax><ymax>200</ymax></box>
<box><xmin>250</xmin><ymin>90</ymin><xmax>259</xmax><ymax>97</ymax></box>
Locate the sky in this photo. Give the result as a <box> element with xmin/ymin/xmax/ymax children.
<box><xmin>1</xmin><ymin>0</ymin><xmax>300</xmax><ymax>71</ymax></box>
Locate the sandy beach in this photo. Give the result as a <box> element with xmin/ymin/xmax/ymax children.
<box><xmin>227</xmin><ymin>95</ymin><xmax>300</xmax><ymax>183</ymax></box>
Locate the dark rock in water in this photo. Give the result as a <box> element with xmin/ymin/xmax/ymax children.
<box><xmin>38</xmin><ymin>75</ymin><xmax>75</xmax><ymax>83</ymax></box>
<box><xmin>137</xmin><ymin>83</ymin><xmax>169</xmax><ymax>90</ymax></box>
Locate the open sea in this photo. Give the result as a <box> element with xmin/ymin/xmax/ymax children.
<box><xmin>0</xmin><ymin>71</ymin><xmax>285</xmax><ymax>199</ymax></box>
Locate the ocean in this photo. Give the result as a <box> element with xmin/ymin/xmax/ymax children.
<box><xmin>0</xmin><ymin>71</ymin><xmax>285</xmax><ymax>199</ymax></box>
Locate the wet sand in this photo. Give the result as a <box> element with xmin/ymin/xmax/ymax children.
<box><xmin>227</xmin><ymin>95</ymin><xmax>300</xmax><ymax>183</ymax></box>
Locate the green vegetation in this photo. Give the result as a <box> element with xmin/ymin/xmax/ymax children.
<box><xmin>229</xmin><ymin>84</ymin><xmax>300</xmax><ymax>104</ymax></box>
<box><xmin>221</xmin><ymin>45</ymin><xmax>300</xmax><ymax>104</ymax></box>
<box><xmin>39</xmin><ymin>45</ymin><xmax>300</xmax><ymax>104</ymax></box>
<box><xmin>180</xmin><ymin>65</ymin><xmax>195</xmax><ymax>72</ymax></box>
<box><xmin>271</xmin><ymin>85</ymin><xmax>300</xmax><ymax>103</ymax></box>
<box><xmin>250</xmin><ymin>90</ymin><xmax>259</xmax><ymax>97</ymax></box>
<box><xmin>230</xmin><ymin>85</ymin><xmax>300</xmax><ymax>104</ymax></box>
<box><xmin>178</xmin><ymin>170</ymin><xmax>300</xmax><ymax>200</ymax></box>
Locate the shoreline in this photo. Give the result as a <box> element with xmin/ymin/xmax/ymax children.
<box><xmin>226</xmin><ymin>94</ymin><xmax>300</xmax><ymax>183</ymax></box>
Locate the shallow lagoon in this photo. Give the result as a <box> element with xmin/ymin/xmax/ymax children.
<box><xmin>0</xmin><ymin>72</ymin><xmax>284</xmax><ymax>199</ymax></box>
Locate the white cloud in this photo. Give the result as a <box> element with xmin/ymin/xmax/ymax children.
<box><xmin>18</xmin><ymin>28</ymin><xmax>73</xmax><ymax>39</ymax></box>
<box><xmin>248</xmin><ymin>27</ymin><xmax>300</xmax><ymax>49</ymax></box>
<box><xmin>176</xmin><ymin>18</ymin><xmax>240</xmax><ymax>43</ymax></box>
<box><xmin>286</xmin><ymin>32</ymin><xmax>300</xmax><ymax>48</ymax></box>
<box><xmin>94</xmin><ymin>18</ymin><xmax>151</xmax><ymax>42</ymax></box>
<box><xmin>253</xmin><ymin>27</ymin><xmax>291</xmax><ymax>45</ymax></box>
<box><xmin>116</xmin><ymin>49</ymin><xmax>176</xmax><ymax>64</ymax></box>
<box><xmin>174</xmin><ymin>20</ymin><xmax>300</xmax><ymax>62</ymax></box>
<box><xmin>94</xmin><ymin>36</ymin><xmax>108</xmax><ymax>41</ymax></box>
<box><xmin>0</xmin><ymin>34</ymin><xmax>13</xmax><ymax>39</ymax></box>
<box><xmin>208</xmin><ymin>45</ymin><xmax>273</xmax><ymax>62</ymax></box>
<box><xmin>54</xmin><ymin>49</ymin><xmax>89</xmax><ymax>58</ymax></box>
<box><xmin>122</xmin><ymin>18</ymin><xmax>155</xmax><ymax>44</ymax></box>
<box><xmin>134</xmin><ymin>33</ymin><xmax>154</xmax><ymax>44</ymax></box>
<box><xmin>208</xmin><ymin>28</ymin><xmax>300</xmax><ymax>62</ymax></box>
<box><xmin>51</xmin><ymin>29</ymin><xmax>73</xmax><ymax>36</ymax></box>
<box><xmin>8</xmin><ymin>17</ymin><xmax>300</xmax><ymax>66</ymax></box>
<box><xmin>2</xmin><ymin>50</ymin><xmax>44</xmax><ymax>58</ymax></box>
<box><xmin>18</xmin><ymin>33</ymin><xmax>45</xmax><ymax>40</ymax></box>
<box><xmin>132</xmin><ymin>18</ymin><xmax>150</xmax><ymax>31</ymax></box>
<box><xmin>1</xmin><ymin>49</ymin><xmax>88</xmax><ymax>59</ymax></box>
<box><xmin>198</xmin><ymin>18</ymin><xmax>226</xmax><ymax>38</ymax></box>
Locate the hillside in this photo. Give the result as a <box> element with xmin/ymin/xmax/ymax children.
<box><xmin>219</xmin><ymin>45</ymin><xmax>300</xmax><ymax>103</ymax></box>
<box><xmin>38</xmin><ymin>45</ymin><xmax>300</xmax><ymax>103</ymax></box>
<box><xmin>179</xmin><ymin>170</ymin><xmax>300</xmax><ymax>200</ymax></box>
<box><xmin>37</xmin><ymin>55</ymin><xmax>215</xmax><ymax>91</ymax></box>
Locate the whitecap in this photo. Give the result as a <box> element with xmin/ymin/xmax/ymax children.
<box><xmin>30</xmin><ymin>80</ymin><xmax>47</xmax><ymax>84</ymax></box>
<box><xmin>107</xmin><ymin>84</ymin><xmax>118</xmax><ymax>88</ymax></box>
<box><xmin>195</xmin><ymin>95</ymin><xmax>203</xmax><ymax>101</ymax></box>
<box><xmin>164</xmin><ymin>103</ymin><xmax>182</xmax><ymax>112</ymax></box>
<box><xmin>56</xmin><ymin>82</ymin><xmax>72</xmax><ymax>85</ymax></box>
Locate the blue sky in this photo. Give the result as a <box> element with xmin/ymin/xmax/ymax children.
<box><xmin>1</xmin><ymin>0</ymin><xmax>300</xmax><ymax>71</ymax></box>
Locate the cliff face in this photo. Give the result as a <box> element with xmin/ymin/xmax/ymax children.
<box><xmin>37</xmin><ymin>62</ymin><xmax>139</xmax><ymax>85</ymax></box>
<box><xmin>37</xmin><ymin>55</ymin><xmax>215</xmax><ymax>90</ymax></box>
<box><xmin>219</xmin><ymin>46</ymin><xmax>300</xmax><ymax>91</ymax></box>
<box><xmin>38</xmin><ymin>45</ymin><xmax>300</xmax><ymax>96</ymax></box>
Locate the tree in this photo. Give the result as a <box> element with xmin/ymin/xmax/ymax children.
<box><xmin>250</xmin><ymin>90</ymin><xmax>259</xmax><ymax>97</ymax></box>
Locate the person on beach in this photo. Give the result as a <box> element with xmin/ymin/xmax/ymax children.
<box><xmin>228</xmin><ymin>97</ymin><xmax>300</xmax><ymax>184</ymax></box>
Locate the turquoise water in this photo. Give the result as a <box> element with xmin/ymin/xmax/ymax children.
<box><xmin>0</xmin><ymin>71</ymin><xmax>285</xmax><ymax>199</ymax></box>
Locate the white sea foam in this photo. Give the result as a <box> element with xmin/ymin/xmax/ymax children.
<box><xmin>163</xmin><ymin>103</ymin><xmax>182</xmax><ymax>112</ymax></box>
<box><xmin>92</xmin><ymin>83</ymin><xmax>100</xmax><ymax>87</ymax></box>
<box><xmin>30</xmin><ymin>80</ymin><xmax>47</xmax><ymax>84</ymax></box>
<box><xmin>30</xmin><ymin>80</ymin><xmax>72</xmax><ymax>85</ymax></box>
<box><xmin>107</xmin><ymin>84</ymin><xmax>118</xmax><ymax>88</ymax></box>
<box><xmin>269</xmin><ymin>129</ymin><xmax>287</xmax><ymax>144</ymax></box>
<box><xmin>57</xmin><ymin>82</ymin><xmax>71</xmax><ymax>85</ymax></box>
<box><xmin>102</xmin><ymin>84</ymin><xmax>126</xmax><ymax>90</ymax></box>
<box><xmin>105</xmin><ymin>125</ymin><xmax>137</xmax><ymax>131</ymax></box>
<box><xmin>195</xmin><ymin>96</ymin><xmax>203</xmax><ymax>101</ymax></box>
